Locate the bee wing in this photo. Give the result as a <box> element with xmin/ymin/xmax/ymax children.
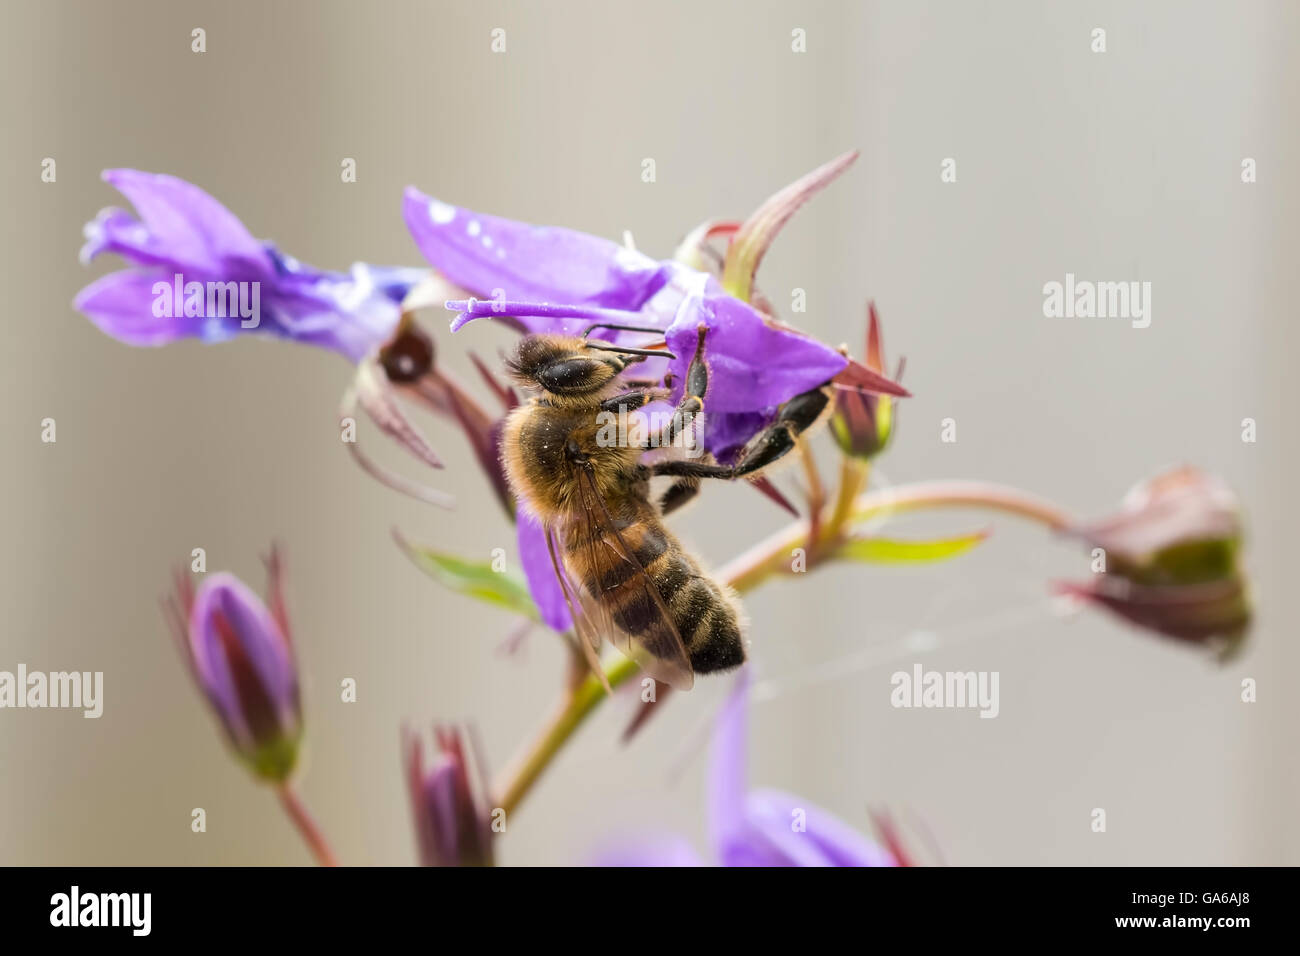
<box><xmin>543</xmin><ymin>522</ymin><xmax>611</xmax><ymax>692</ymax></box>
<box><xmin>570</xmin><ymin>464</ymin><xmax>695</xmax><ymax>692</ymax></box>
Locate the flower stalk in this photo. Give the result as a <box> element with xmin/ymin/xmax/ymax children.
<box><xmin>275</xmin><ymin>783</ymin><xmax>340</xmax><ymax>867</ymax></box>
<box><xmin>492</xmin><ymin>468</ymin><xmax>1074</xmax><ymax>817</ymax></box>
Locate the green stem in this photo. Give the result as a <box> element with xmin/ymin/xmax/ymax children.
<box><xmin>492</xmin><ymin>474</ymin><xmax>1073</xmax><ymax>817</ymax></box>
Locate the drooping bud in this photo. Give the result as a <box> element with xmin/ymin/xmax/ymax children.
<box><xmin>1061</xmin><ymin>467</ymin><xmax>1252</xmax><ymax>658</ymax></box>
<box><xmin>164</xmin><ymin>547</ymin><xmax>303</xmax><ymax>781</ymax></box>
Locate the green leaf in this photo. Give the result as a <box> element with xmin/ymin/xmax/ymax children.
<box><xmin>398</xmin><ymin>537</ymin><xmax>539</xmax><ymax>622</ymax></box>
<box><xmin>836</xmin><ymin>530</ymin><xmax>989</xmax><ymax>565</ymax></box>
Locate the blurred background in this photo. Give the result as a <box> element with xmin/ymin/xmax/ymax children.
<box><xmin>1</xmin><ymin>0</ymin><xmax>1296</xmax><ymax>865</ymax></box>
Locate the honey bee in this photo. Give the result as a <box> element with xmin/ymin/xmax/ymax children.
<box><xmin>501</xmin><ymin>324</ymin><xmax>832</xmax><ymax>690</ymax></box>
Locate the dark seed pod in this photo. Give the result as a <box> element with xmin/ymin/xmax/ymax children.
<box><xmin>381</xmin><ymin>325</ymin><xmax>435</xmax><ymax>383</ymax></box>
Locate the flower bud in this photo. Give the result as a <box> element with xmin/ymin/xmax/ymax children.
<box><xmin>1062</xmin><ymin>467</ymin><xmax>1252</xmax><ymax>657</ymax></box>
<box><xmin>165</xmin><ymin>549</ymin><xmax>302</xmax><ymax>781</ymax></box>
<box><xmin>404</xmin><ymin>724</ymin><xmax>495</xmax><ymax>867</ymax></box>
<box><xmin>830</xmin><ymin>303</ymin><xmax>900</xmax><ymax>461</ymax></box>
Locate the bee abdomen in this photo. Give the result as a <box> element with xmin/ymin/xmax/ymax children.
<box><xmin>573</xmin><ymin>515</ymin><xmax>745</xmax><ymax>676</ymax></box>
<box><xmin>670</xmin><ymin>571</ymin><xmax>745</xmax><ymax>674</ymax></box>
<box><xmin>639</xmin><ymin>548</ymin><xmax>744</xmax><ymax>675</ymax></box>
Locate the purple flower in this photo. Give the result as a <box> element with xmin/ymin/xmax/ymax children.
<box><xmin>404</xmin><ymin>155</ymin><xmax>912</xmax><ymax>632</ymax></box>
<box><xmin>403</xmin><ymin>724</ymin><xmax>495</xmax><ymax>867</ymax></box>
<box><xmin>594</xmin><ymin>671</ymin><xmax>899</xmax><ymax>867</ymax></box>
<box><xmin>403</xmin><ymin>156</ymin><xmax>907</xmax><ymax>464</ymax></box>
<box><xmin>164</xmin><ymin>546</ymin><xmax>302</xmax><ymax>782</ymax></box>
<box><xmin>75</xmin><ymin>169</ymin><xmax>425</xmax><ymax>363</ymax></box>
<box><xmin>71</xmin><ymin>170</ymin><xmax>512</xmax><ymax>514</ymax></box>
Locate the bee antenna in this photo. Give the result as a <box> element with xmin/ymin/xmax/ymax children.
<box><xmin>585</xmin><ymin>341</ymin><xmax>678</xmax><ymax>361</ymax></box>
<box><xmin>581</xmin><ymin>322</ymin><xmax>669</xmax><ymax>339</ymax></box>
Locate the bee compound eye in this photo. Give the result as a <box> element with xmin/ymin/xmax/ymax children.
<box><xmin>538</xmin><ymin>358</ymin><xmax>603</xmax><ymax>392</ymax></box>
<box><xmin>380</xmin><ymin>327</ymin><xmax>435</xmax><ymax>383</ymax></box>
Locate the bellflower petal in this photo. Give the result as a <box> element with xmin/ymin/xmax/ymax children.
<box><xmin>517</xmin><ymin>505</ymin><xmax>573</xmax><ymax>632</ymax></box>
<box><xmin>746</xmin><ymin>789</ymin><xmax>899</xmax><ymax>867</ymax></box>
<box><xmin>89</xmin><ymin>169</ymin><xmax>274</xmax><ymax>277</ymax></box>
<box><xmin>708</xmin><ymin>670</ymin><xmax>752</xmax><ymax>857</ymax></box>
<box><xmin>603</xmin><ymin>670</ymin><xmax>900</xmax><ymax>866</ymax></box>
<box><xmin>74</xmin><ymin>268</ymin><xmax>198</xmax><ymax>347</ymax></box>
<box><xmin>414</xmin><ymin>155</ymin><xmax>907</xmax><ymax>458</ymax></box>
<box><xmin>710</xmin><ymin>672</ymin><xmax>900</xmax><ymax>867</ymax></box>
<box><xmin>591</xmin><ymin>833</ymin><xmax>705</xmax><ymax>867</ymax></box>
<box><xmin>403</xmin><ymin>187</ymin><xmax>675</xmax><ymax>313</ymax></box>
<box><xmin>263</xmin><ymin>250</ymin><xmax>427</xmax><ymax>363</ymax></box>
<box><xmin>694</xmin><ymin>413</ymin><xmax>784</xmax><ymax>467</ymax></box>
<box><xmin>77</xmin><ymin>170</ymin><xmax>423</xmax><ymax>363</ymax></box>
<box><xmin>665</xmin><ymin>294</ymin><xmax>848</xmax><ymax>413</ymax></box>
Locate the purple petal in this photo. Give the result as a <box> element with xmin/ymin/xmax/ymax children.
<box><xmin>404</xmin><ymin>187</ymin><xmax>677</xmax><ymax>312</ymax></box>
<box><xmin>446</xmin><ymin>298</ymin><xmax>657</xmax><ymax>336</ymax></box>
<box><xmin>708</xmin><ymin>670</ymin><xmax>751</xmax><ymax>859</ymax></box>
<box><xmin>73</xmin><ymin>269</ymin><xmax>244</xmax><ymax>346</ymax></box>
<box><xmin>94</xmin><ymin>169</ymin><xmax>273</xmax><ymax>278</ymax></box>
<box><xmin>718</xmin><ymin>806</ymin><xmax>833</xmax><ymax>867</ymax></box>
<box><xmin>516</xmin><ymin>505</ymin><xmax>573</xmax><ymax>632</ymax></box>
<box><xmin>264</xmin><ymin>258</ymin><xmax>413</xmax><ymax>362</ymax></box>
<box><xmin>590</xmin><ymin>833</ymin><xmax>706</xmax><ymax>867</ymax></box>
<box><xmin>666</xmin><ymin>294</ymin><xmax>847</xmax><ymax>413</ymax></box>
<box><xmin>745</xmin><ymin>789</ymin><xmax>897</xmax><ymax>867</ymax></box>
<box><xmin>80</xmin><ymin>207</ymin><xmax>176</xmax><ymax>270</ymax></box>
<box><xmin>77</xmin><ymin>171</ymin><xmax>422</xmax><ymax>364</ymax></box>
<box><xmin>702</xmin><ymin>411</ymin><xmax>777</xmax><ymax>464</ymax></box>
<box><xmin>75</xmin><ymin>259</ymin><xmax>412</xmax><ymax>363</ymax></box>
<box><xmin>707</xmin><ymin>685</ymin><xmax>832</xmax><ymax>865</ymax></box>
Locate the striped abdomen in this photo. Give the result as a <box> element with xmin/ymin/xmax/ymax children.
<box><xmin>564</xmin><ymin>509</ymin><xmax>744</xmax><ymax>675</ymax></box>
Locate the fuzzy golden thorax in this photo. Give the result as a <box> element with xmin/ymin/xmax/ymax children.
<box><xmin>501</xmin><ymin>399</ymin><xmax>643</xmax><ymax>524</ymax></box>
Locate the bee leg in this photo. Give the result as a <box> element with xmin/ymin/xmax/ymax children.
<box><xmin>599</xmin><ymin>388</ymin><xmax>671</xmax><ymax>415</ymax></box>
<box><xmin>650</xmin><ymin>384</ymin><xmax>832</xmax><ymax>481</ymax></box>
<box><xmin>729</xmin><ymin>386</ymin><xmax>831</xmax><ymax>476</ymax></box>
<box><xmin>648</xmin><ymin>324</ymin><xmax>709</xmax><ymax>447</ymax></box>
<box><xmin>658</xmin><ymin>475</ymin><xmax>701</xmax><ymax>516</ymax></box>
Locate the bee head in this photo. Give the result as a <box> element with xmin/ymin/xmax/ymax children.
<box><xmin>506</xmin><ymin>335</ymin><xmax>622</xmax><ymax>397</ymax></box>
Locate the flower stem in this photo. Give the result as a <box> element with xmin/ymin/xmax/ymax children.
<box><xmin>795</xmin><ymin>437</ymin><xmax>825</xmax><ymax>547</ymax></box>
<box><xmin>492</xmin><ymin>475</ymin><xmax>1074</xmax><ymax>817</ymax></box>
<box><xmin>276</xmin><ymin>783</ymin><xmax>340</xmax><ymax>867</ymax></box>
<box><xmin>723</xmin><ymin>478</ymin><xmax>1071</xmax><ymax>593</ymax></box>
